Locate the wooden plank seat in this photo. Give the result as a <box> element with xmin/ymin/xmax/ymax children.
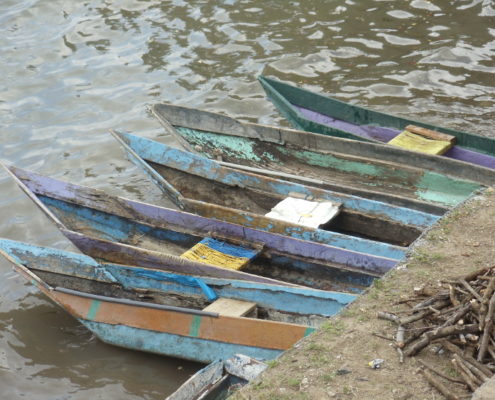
<box><xmin>265</xmin><ymin>196</ymin><xmax>341</xmax><ymax>228</ymax></box>
<box><xmin>203</xmin><ymin>297</ymin><xmax>257</xmax><ymax>317</ymax></box>
<box><xmin>388</xmin><ymin>125</ymin><xmax>456</xmax><ymax>155</ymax></box>
<box><xmin>180</xmin><ymin>237</ymin><xmax>261</xmax><ymax>271</ymax></box>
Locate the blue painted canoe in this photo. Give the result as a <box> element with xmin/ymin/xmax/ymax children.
<box><xmin>151</xmin><ymin>103</ymin><xmax>483</xmax><ymax>213</ymax></box>
<box><xmin>259</xmin><ymin>76</ymin><xmax>495</xmax><ymax>173</ymax></box>
<box><xmin>0</xmin><ymin>238</ymin><xmax>356</xmax><ymax>363</ymax></box>
<box><xmin>7</xmin><ymin>165</ymin><xmax>387</xmax><ymax>291</ymax></box>
<box><xmin>111</xmin><ymin>130</ymin><xmax>439</xmax><ymax>253</ymax></box>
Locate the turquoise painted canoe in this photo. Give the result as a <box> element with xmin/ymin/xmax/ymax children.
<box><xmin>259</xmin><ymin>76</ymin><xmax>495</xmax><ymax>173</ymax></box>
<box><xmin>0</xmin><ymin>238</ymin><xmax>357</xmax><ymax>363</ymax></box>
<box><xmin>111</xmin><ymin>131</ymin><xmax>440</xmax><ymax>256</ymax></box>
<box><xmin>151</xmin><ymin>103</ymin><xmax>482</xmax><ymax>213</ymax></box>
<box><xmin>6</xmin><ymin>165</ymin><xmax>383</xmax><ymax>291</ymax></box>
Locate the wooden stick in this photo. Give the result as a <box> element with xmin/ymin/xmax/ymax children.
<box><xmin>441</xmin><ymin>303</ymin><xmax>471</xmax><ymax>328</ymax></box>
<box><xmin>451</xmin><ymin>358</ymin><xmax>478</xmax><ymax>392</ymax></box>
<box><xmin>478</xmin><ymin>292</ymin><xmax>495</xmax><ymax>361</ymax></box>
<box><xmin>462</xmin><ymin>268</ymin><xmax>491</xmax><ymax>283</ymax></box>
<box><xmin>416</xmin><ymin>359</ymin><xmax>464</xmax><ymax>384</ymax></box>
<box><xmin>460</xmin><ymin>279</ymin><xmax>483</xmax><ymax>302</ymax></box>
<box><xmin>396</xmin><ymin>325</ymin><xmax>405</xmax><ymax>348</ymax></box>
<box><xmin>404</xmin><ymin>324</ymin><xmax>479</xmax><ymax>357</ymax></box>
<box><xmin>442</xmin><ymin>341</ymin><xmax>493</xmax><ymax>378</ymax></box>
<box><xmin>449</xmin><ymin>285</ymin><xmax>460</xmax><ymax>307</ymax></box>
<box><xmin>405</xmin><ymin>125</ymin><xmax>456</xmax><ymax>143</ymax></box>
<box><xmin>412</xmin><ymin>293</ymin><xmax>449</xmax><ymax>311</ymax></box>
<box><xmin>377</xmin><ymin>311</ymin><xmax>400</xmax><ymax>324</ymax></box>
<box><xmin>420</xmin><ymin>368</ymin><xmax>461</xmax><ymax>400</ymax></box>
<box><xmin>452</xmin><ymin>354</ymin><xmax>483</xmax><ymax>387</ymax></box>
<box><xmin>371</xmin><ymin>332</ymin><xmax>394</xmax><ymax>341</ymax></box>
<box><xmin>458</xmin><ymin>356</ymin><xmax>490</xmax><ymax>383</ymax></box>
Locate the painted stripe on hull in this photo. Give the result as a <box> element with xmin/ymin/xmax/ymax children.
<box><xmin>51</xmin><ymin>288</ymin><xmax>315</xmax><ymax>351</ymax></box>
<box><xmin>80</xmin><ymin>320</ymin><xmax>283</xmax><ymax>363</ymax></box>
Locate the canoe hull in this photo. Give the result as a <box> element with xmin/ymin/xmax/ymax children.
<box><xmin>151</xmin><ymin>103</ymin><xmax>481</xmax><ymax>212</ymax></box>
<box><xmin>1</xmin><ymin>239</ymin><xmax>356</xmax><ymax>363</ymax></box>
<box><xmin>258</xmin><ymin>76</ymin><xmax>495</xmax><ymax>172</ymax></box>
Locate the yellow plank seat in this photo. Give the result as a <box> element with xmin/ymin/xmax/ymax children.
<box><xmin>388</xmin><ymin>125</ymin><xmax>456</xmax><ymax>155</ymax></box>
<box><xmin>203</xmin><ymin>297</ymin><xmax>257</xmax><ymax>318</ymax></box>
<box><xmin>265</xmin><ymin>196</ymin><xmax>341</xmax><ymax>228</ymax></box>
<box><xmin>180</xmin><ymin>237</ymin><xmax>261</xmax><ymax>271</ymax></box>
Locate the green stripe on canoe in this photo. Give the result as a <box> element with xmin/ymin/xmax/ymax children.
<box><xmin>189</xmin><ymin>315</ymin><xmax>202</xmax><ymax>337</ymax></box>
<box><xmin>87</xmin><ymin>300</ymin><xmax>101</xmax><ymax>320</ymax></box>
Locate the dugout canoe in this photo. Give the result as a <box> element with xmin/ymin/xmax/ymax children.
<box><xmin>151</xmin><ymin>103</ymin><xmax>483</xmax><ymax>213</ymax></box>
<box><xmin>166</xmin><ymin>354</ymin><xmax>266</xmax><ymax>400</ymax></box>
<box><xmin>0</xmin><ymin>238</ymin><xmax>356</xmax><ymax>363</ymax></box>
<box><xmin>7</xmin><ymin>165</ymin><xmax>386</xmax><ymax>290</ymax></box>
<box><xmin>111</xmin><ymin>130</ymin><xmax>439</xmax><ymax>252</ymax></box>
<box><xmin>259</xmin><ymin>76</ymin><xmax>495</xmax><ymax>174</ymax></box>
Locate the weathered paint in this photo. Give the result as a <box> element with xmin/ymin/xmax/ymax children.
<box><xmin>174</xmin><ymin>126</ymin><xmax>479</xmax><ymax>209</ymax></box>
<box><xmin>116</xmin><ymin>132</ymin><xmax>438</xmax><ymax>229</ymax></box>
<box><xmin>0</xmin><ymin>240</ymin><xmax>351</xmax><ymax>362</ymax></box>
<box><xmin>152</xmin><ymin>103</ymin><xmax>495</xmax><ymax>188</ymax></box>
<box><xmin>177</xmin><ymin>126</ymin><xmax>277</xmax><ymax>163</ymax></box>
<box><xmin>81</xmin><ymin>320</ymin><xmax>283</xmax><ymax>363</ymax></box>
<box><xmin>8</xmin><ymin>166</ymin><xmax>405</xmax><ymax>264</ymax></box>
<box><xmin>87</xmin><ymin>300</ymin><xmax>101</xmax><ymax>320</ymax></box>
<box><xmin>189</xmin><ymin>315</ymin><xmax>202</xmax><ymax>337</ymax></box>
<box><xmin>258</xmin><ymin>75</ymin><xmax>495</xmax><ymax>169</ymax></box>
<box><xmin>0</xmin><ymin>238</ymin><xmax>357</xmax><ymax>317</ymax></box>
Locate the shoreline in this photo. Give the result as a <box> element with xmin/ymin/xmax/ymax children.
<box><xmin>233</xmin><ymin>187</ymin><xmax>495</xmax><ymax>400</ymax></box>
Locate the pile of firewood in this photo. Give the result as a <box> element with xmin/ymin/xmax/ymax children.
<box><xmin>378</xmin><ymin>266</ymin><xmax>495</xmax><ymax>399</ymax></box>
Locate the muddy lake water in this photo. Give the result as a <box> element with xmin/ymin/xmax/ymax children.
<box><xmin>0</xmin><ymin>0</ymin><xmax>494</xmax><ymax>398</ymax></box>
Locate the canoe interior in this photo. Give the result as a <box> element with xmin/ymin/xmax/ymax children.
<box><xmin>259</xmin><ymin>76</ymin><xmax>495</xmax><ymax>160</ymax></box>
<box><xmin>38</xmin><ymin>195</ymin><xmax>376</xmax><ymax>292</ymax></box>
<box><xmin>149</xmin><ymin>161</ymin><xmax>421</xmax><ymax>246</ymax></box>
<box><xmin>28</xmin><ymin>264</ymin><xmax>332</xmax><ymax>329</ymax></box>
<box><xmin>172</xmin><ymin>125</ymin><xmax>480</xmax><ymax>210</ymax></box>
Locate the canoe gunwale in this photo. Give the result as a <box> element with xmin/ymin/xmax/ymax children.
<box><xmin>55</xmin><ymin>286</ymin><xmax>220</xmax><ymax>317</ymax></box>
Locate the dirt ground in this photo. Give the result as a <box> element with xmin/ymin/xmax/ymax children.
<box><xmin>233</xmin><ymin>187</ymin><xmax>495</xmax><ymax>400</ymax></box>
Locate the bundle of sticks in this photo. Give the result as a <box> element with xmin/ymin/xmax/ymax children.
<box><xmin>378</xmin><ymin>266</ymin><xmax>495</xmax><ymax>399</ymax></box>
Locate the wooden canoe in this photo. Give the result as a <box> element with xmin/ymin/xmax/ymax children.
<box><xmin>110</xmin><ymin>130</ymin><xmax>439</xmax><ymax>254</ymax></box>
<box><xmin>0</xmin><ymin>238</ymin><xmax>356</xmax><ymax>363</ymax></box>
<box><xmin>151</xmin><ymin>103</ymin><xmax>483</xmax><ymax>213</ymax></box>
<box><xmin>166</xmin><ymin>354</ymin><xmax>266</xmax><ymax>400</ymax></box>
<box><xmin>259</xmin><ymin>76</ymin><xmax>495</xmax><ymax>173</ymax></box>
<box><xmin>7</xmin><ymin>165</ymin><xmax>386</xmax><ymax>291</ymax></box>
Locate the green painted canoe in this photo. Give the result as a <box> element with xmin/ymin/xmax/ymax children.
<box><xmin>151</xmin><ymin>103</ymin><xmax>483</xmax><ymax>213</ymax></box>
<box><xmin>258</xmin><ymin>76</ymin><xmax>495</xmax><ymax>172</ymax></box>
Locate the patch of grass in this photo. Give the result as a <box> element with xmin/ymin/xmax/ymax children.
<box><xmin>309</xmin><ymin>353</ymin><xmax>329</xmax><ymax>365</ymax></box>
<box><xmin>287</xmin><ymin>377</ymin><xmax>301</xmax><ymax>388</ymax></box>
<box><xmin>321</xmin><ymin>319</ymin><xmax>345</xmax><ymax>336</ymax></box>
<box><xmin>307</xmin><ymin>342</ymin><xmax>326</xmax><ymax>351</ymax></box>
<box><xmin>322</xmin><ymin>372</ymin><xmax>336</xmax><ymax>383</ymax></box>
<box><xmin>343</xmin><ymin>385</ymin><xmax>354</xmax><ymax>395</ymax></box>
<box><xmin>410</xmin><ymin>249</ymin><xmax>444</xmax><ymax>265</ymax></box>
<box><xmin>266</xmin><ymin>360</ymin><xmax>279</xmax><ymax>369</ymax></box>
